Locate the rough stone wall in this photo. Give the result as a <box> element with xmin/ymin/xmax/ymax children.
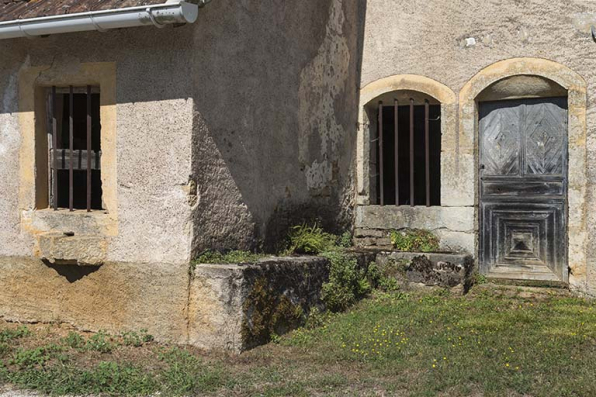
<box><xmin>189</xmin><ymin>0</ymin><xmax>365</xmax><ymax>254</ymax></box>
<box><xmin>359</xmin><ymin>0</ymin><xmax>596</xmax><ymax>293</ymax></box>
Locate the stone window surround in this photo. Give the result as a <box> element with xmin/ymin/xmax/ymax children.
<box><xmin>17</xmin><ymin>62</ymin><xmax>118</xmax><ymax>262</ymax></box>
<box><xmin>356</xmin><ymin>58</ymin><xmax>587</xmax><ymax>289</ymax></box>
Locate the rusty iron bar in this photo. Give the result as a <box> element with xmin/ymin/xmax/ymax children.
<box><xmin>87</xmin><ymin>85</ymin><xmax>92</xmax><ymax>212</ymax></box>
<box><xmin>69</xmin><ymin>86</ymin><xmax>74</xmax><ymax>212</ymax></box>
<box><xmin>378</xmin><ymin>101</ymin><xmax>384</xmax><ymax>206</ymax></box>
<box><xmin>394</xmin><ymin>99</ymin><xmax>399</xmax><ymax>206</ymax></box>
<box><xmin>425</xmin><ymin>99</ymin><xmax>430</xmax><ymax>207</ymax></box>
<box><xmin>51</xmin><ymin>86</ymin><xmax>58</xmax><ymax>211</ymax></box>
<box><xmin>409</xmin><ymin>98</ymin><xmax>414</xmax><ymax>207</ymax></box>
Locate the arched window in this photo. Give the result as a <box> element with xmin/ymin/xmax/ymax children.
<box><xmin>366</xmin><ymin>91</ymin><xmax>441</xmax><ymax>206</ymax></box>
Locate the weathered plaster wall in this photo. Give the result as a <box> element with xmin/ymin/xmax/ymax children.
<box><xmin>189</xmin><ymin>0</ymin><xmax>365</xmax><ymax>253</ymax></box>
<box><xmin>0</xmin><ymin>1</ymin><xmax>365</xmax><ymax>344</ymax></box>
<box><xmin>0</xmin><ymin>27</ymin><xmax>196</xmax><ymax>265</ymax></box>
<box><xmin>360</xmin><ymin>0</ymin><xmax>596</xmax><ymax>293</ymax></box>
<box><xmin>0</xmin><ymin>27</ymin><xmax>197</xmax><ymax>340</ymax></box>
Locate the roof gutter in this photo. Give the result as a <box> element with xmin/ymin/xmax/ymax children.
<box><xmin>0</xmin><ymin>0</ymin><xmax>209</xmax><ymax>40</ymax></box>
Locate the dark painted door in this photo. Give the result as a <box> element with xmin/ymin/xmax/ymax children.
<box><xmin>479</xmin><ymin>97</ymin><xmax>568</xmax><ymax>282</ymax></box>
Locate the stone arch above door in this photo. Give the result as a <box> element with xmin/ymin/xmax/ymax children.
<box><xmin>459</xmin><ymin>58</ymin><xmax>587</xmax><ymax>288</ymax></box>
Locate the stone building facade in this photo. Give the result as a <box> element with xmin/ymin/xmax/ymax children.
<box><xmin>1</xmin><ymin>0</ymin><xmax>596</xmax><ymax>348</ymax></box>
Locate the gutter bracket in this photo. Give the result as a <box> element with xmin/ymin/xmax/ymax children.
<box><xmin>89</xmin><ymin>15</ymin><xmax>108</xmax><ymax>32</ymax></box>
<box><xmin>147</xmin><ymin>7</ymin><xmax>165</xmax><ymax>28</ymax></box>
<box><xmin>18</xmin><ymin>23</ymin><xmax>36</xmax><ymax>39</ymax></box>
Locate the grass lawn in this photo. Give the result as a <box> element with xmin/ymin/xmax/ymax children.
<box><xmin>1</xmin><ymin>285</ymin><xmax>595</xmax><ymax>396</ymax></box>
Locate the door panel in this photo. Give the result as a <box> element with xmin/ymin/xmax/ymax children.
<box><xmin>479</xmin><ymin>97</ymin><xmax>568</xmax><ymax>282</ymax></box>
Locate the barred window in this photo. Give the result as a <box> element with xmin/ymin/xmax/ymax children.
<box><xmin>47</xmin><ymin>86</ymin><xmax>102</xmax><ymax>211</ymax></box>
<box><xmin>372</xmin><ymin>97</ymin><xmax>441</xmax><ymax>206</ymax></box>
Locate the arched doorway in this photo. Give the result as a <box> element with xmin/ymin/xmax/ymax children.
<box><xmin>459</xmin><ymin>58</ymin><xmax>587</xmax><ymax>284</ymax></box>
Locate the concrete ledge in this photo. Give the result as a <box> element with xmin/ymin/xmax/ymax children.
<box><xmin>189</xmin><ymin>256</ymin><xmax>330</xmax><ymax>352</ymax></box>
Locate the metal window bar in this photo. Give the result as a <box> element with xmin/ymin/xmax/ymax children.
<box><xmin>378</xmin><ymin>101</ymin><xmax>384</xmax><ymax>206</ymax></box>
<box><xmin>377</xmin><ymin>99</ymin><xmax>434</xmax><ymax>207</ymax></box>
<box><xmin>425</xmin><ymin>99</ymin><xmax>430</xmax><ymax>207</ymax></box>
<box><xmin>69</xmin><ymin>86</ymin><xmax>74</xmax><ymax>212</ymax></box>
<box><xmin>51</xmin><ymin>86</ymin><xmax>58</xmax><ymax>211</ymax></box>
<box><xmin>409</xmin><ymin>98</ymin><xmax>414</xmax><ymax>207</ymax></box>
<box><xmin>394</xmin><ymin>99</ymin><xmax>399</xmax><ymax>205</ymax></box>
<box><xmin>86</xmin><ymin>85</ymin><xmax>92</xmax><ymax>212</ymax></box>
<box><xmin>49</xmin><ymin>85</ymin><xmax>101</xmax><ymax>211</ymax></box>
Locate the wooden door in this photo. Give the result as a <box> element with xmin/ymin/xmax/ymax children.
<box><xmin>479</xmin><ymin>97</ymin><xmax>568</xmax><ymax>282</ymax></box>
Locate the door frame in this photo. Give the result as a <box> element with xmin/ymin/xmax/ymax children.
<box><xmin>459</xmin><ymin>58</ymin><xmax>587</xmax><ymax>286</ymax></box>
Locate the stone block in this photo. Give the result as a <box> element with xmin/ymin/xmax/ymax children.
<box><xmin>38</xmin><ymin>233</ymin><xmax>108</xmax><ymax>266</ymax></box>
<box><xmin>376</xmin><ymin>252</ymin><xmax>474</xmax><ymax>292</ymax></box>
<box><xmin>189</xmin><ymin>257</ymin><xmax>331</xmax><ymax>352</ymax></box>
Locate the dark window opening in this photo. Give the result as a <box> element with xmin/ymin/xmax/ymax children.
<box><xmin>48</xmin><ymin>87</ymin><xmax>102</xmax><ymax>211</ymax></box>
<box><xmin>375</xmin><ymin>101</ymin><xmax>441</xmax><ymax>206</ymax></box>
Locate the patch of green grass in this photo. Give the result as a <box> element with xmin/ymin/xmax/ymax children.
<box><xmin>0</xmin><ymin>326</ymin><xmax>31</xmax><ymax>343</ymax></box>
<box><xmin>158</xmin><ymin>347</ymin><xmax>229</xmax><ymax>395</ymax></box>
<box><xmin>2</xmin><ymin>288</ymin><xmax>596</xmax><ymax>396</ymax></box>
<box><xmin>85</xmin><ymin>330</ymin><xmax>114</xmax><ymax>353</ymax></box>
<box><xmin>61</xmin><ymin>331</ymin><xmax>85</xmax><ymax>349</ymax></box>
<box><xmin>121</xmin><ymin>329</ymin><xmax>154</xmax><ymax>347</ymax></box>
<box><xmin>390</xmin><ymin>229</ymin><xmax>440</xmax><ymax>252</ymax></box>
<box><xmin>194</xmin><ymin>250</ymin><xmax>267</xmax><ymax>265</ymax></box>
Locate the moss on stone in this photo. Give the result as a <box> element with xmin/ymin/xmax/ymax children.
<box><xmin>241</xmin><ymin>278</ymin><xmax>304</xmax><ymax>348</ymax></box>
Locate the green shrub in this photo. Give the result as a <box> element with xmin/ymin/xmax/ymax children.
<box><xmin>390</xmin><ymin>229</ymin><xmax>439</xmax><ymax>252</ymax></box>
<box><xmin>321</xmin><ymin>251</ymin><xmax>371</xmax><ymax>312</ymax></box>
<box><xmin>287</xmin><ymin>224</ymin><xmax>338</xmax><ymax>255</ymax></box>
<box><xmin>194</xmin><ymin>250</ymin><xmax>266</xmax><ymax>265</ymax></box>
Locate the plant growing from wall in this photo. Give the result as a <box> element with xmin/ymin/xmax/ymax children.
<box><xmin>390</xmin><ymin>229</ymin><xmax>440</xmax><ymax>252</ymax></box>
<box><xmin>286</xmin><ymin>223</ymin><xmax>339</xmax><ymax>255</ymax></box>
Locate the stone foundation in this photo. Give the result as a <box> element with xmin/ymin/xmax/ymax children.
<box><xmin>0</xmin><ymin>255</ymin><xmax>334</xmax><ymax>353</ymax></box>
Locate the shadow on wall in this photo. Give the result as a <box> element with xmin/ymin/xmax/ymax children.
<box><xmin>189</xmin><ymin>0</ymin><xmax>368</xmax><ymax>253</ymax></box>
<box><xmin>0</xmin><ymin>0</ymin><xmax>368</xmax><ymax>256</ymax></box>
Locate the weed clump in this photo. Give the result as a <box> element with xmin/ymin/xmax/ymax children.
<box><xmin>390</xmin><ymin>229</ymin><xmax>439</xmax><ymax>252</ymax></box>
<box><xmin>321</xmin><ymin>251</ymin><xmax>372</xmax><ymax>312</ymax></box>
<box><xmin>286</xmin><ymin>224</ymin><xmax>339</xmax><ymax>255</ymax></box>
<box><xmin>121</xmin><ymin>329</ymin><xmax>154</xmax><ymax>347</ymax></box>
<box><xmin>86</xmin><ymin>331</ymin><xmax>114</xmax><ymax>354</ymax></box>
<box><xmin>0</xmin><ymin>326</ymin><xmax>31</xmax><ymax>343</ymax></box>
